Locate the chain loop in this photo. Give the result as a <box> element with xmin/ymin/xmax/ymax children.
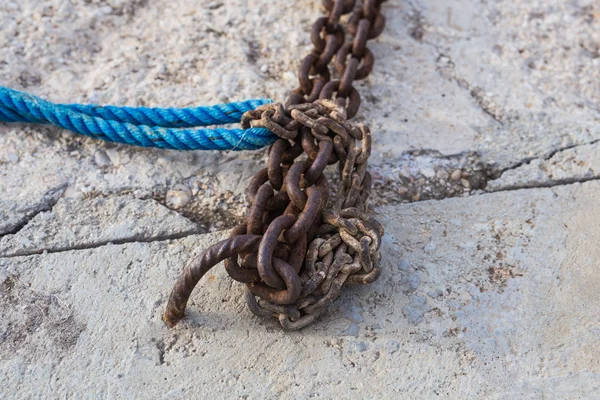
<box><xmin>164</xmin><ymin>0</ymin><xmax>388</xmax><ymax>330</ymax></box>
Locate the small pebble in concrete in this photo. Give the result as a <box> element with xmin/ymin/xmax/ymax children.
<box><xmin>7</xmin><ymin>151</ymin><xmax>19</xmax><ymax>163</ymax></box>
<box><xmin>400</xmin><ymin>270</ymin><xmax>421</xmax><ymax>294</ymax></box>
<box><xmin>166</xmin><ymin>184</ymin><xmax>192</xmax><ymax>209</ymax></box>
<box><xmin>428</xmin><ymin>288</ymin><xmax>445</xmax><ymax>298</ymax></box>
<box><xmin>421</xmin><ymin>167</ymin><xmax>435</xmax><ymax>178</ymax></box>
<box><xmin>451</xmin><ymin>169</ymin><xmax>462</xmax><ymax>181</ymax></box>
<box><xmin>386</xmin><ymin>340</ymin><xmax>400</xmax><ymax>355</ymax></box>
<box><xmin>437</xmin><ymin>170</ymin><xmax>449</xmax><ymax>180</ymax></box>
<box><xmin>424</xmin><ymin>241</ymin><xmax>437</xmax><ymax>252</ymax></box>
<box><xmin>402</xmin><ymin>295</ymin><xmax>430</xmax><ymax>325</ymax></box>
<box><xmin>341</xmin><ymin>323</ymin><xmax>360</xmax><ymax>337</ymax></box>
<box><xmin>105</xmin><ymin>148</ymin><xmax>121</xmax><ymax>166</ymax></box>
<box><xmin>398</xmin><ymin>259</ymin><xmax>411</xmax><ymax>271</ymax></box>
<box><xmin>346</xmin><ymin>341</ymin><xmax>368</xmax><ymax>354</ymax></box>
<box><xmin>94</xmin><ymin>150</ymin><xmax>111</xmax><ymax>168</ymax></box>
<box><xmin>344</xmin><ymin>305</ymin><xmax>364</xmax><ymax>323</ymax></box>
<box><xmin>62</xmin><ymin>186</ymin><xmax>84</xmax><ymax>200</ymax></box>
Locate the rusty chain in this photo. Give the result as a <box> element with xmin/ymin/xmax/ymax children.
<box><xmin>164</xmin><ymin>0</ymin><xmax>386</xmax><ymax>330</ymax></box>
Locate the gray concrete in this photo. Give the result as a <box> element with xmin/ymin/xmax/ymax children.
<box><xmin>2</xmin><ymin>184</ymin><xmax>599</xmax><ymax>398</ymax></box>
<box><xmin>1</xmin><ymin>0</ymin><xmax>600</xmax><ymax>398</ymax></box>
<box><xmin>0</xmin><ymin>196</ymin><xmax>199</xmax><ymax>257</ymax></box>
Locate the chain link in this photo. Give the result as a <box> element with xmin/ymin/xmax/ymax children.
<box><xmin>164</xmin><ymin>0</ymin><xmax>387</xmax><ymax>330</ymax></box>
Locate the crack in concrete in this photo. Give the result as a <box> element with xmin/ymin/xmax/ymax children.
<box><xmin>0</xmin><ymin>183</ymin><xmax>67</xmax><ymax>238</ymax></box>
<box><xmin>2</xmin><ymin>7</ymin><xmax>598</xmax><ymax>254</ymax></box>
<box><xmin>0</xmin><ymin>230</ymin><xmax>202</xmax><ymax>259</ymax></box>
<box><xmin>80</xmin><ymin>188</ymin><xmax>203</xmax><ymax>229</ymax></box>
<box><xmin>433</xmin><ymin>49</ymin><xmax>506</xmax><ymax>126</ymax></box>
<box><xmin>377</xmin><ymin>171</ymin><xmax>600</xmax><ymax>207</ymax></box>
<box><xmin>492</xmin><ymin>137</ymin><xmax>600</xmax><ymax>178</ymax></box>
<box><xmin>482</xmin><ymin>174</ymin><xmax>600</xmax><ymax>194</ymax></box>
<box><xmin>403</xmin><ymin>1</ymin><xmax>600</xmax><ymax>187</ymax></box>
<box><xmin>3</xmin><ymin>172</ymin><xmax>599</xmax><ymax>260</ymax></box>
<box><xmin>404</xmin><ymin>0</ymin><xmax>506</xmax><ymax>127</ymax></box>
<box><xmin>370</xmin><ymin>141</ymin><xmax>600</xmax><ymax>205</ymax></box>
<box><xmin>1</xmin><ymin>175</ymin><xmax>241</xmax><ymax>257</ymax></box>
<box><xmin>468</xmin><ymin>86</ymin><xmax>505</xmax><ymax>125</ymax></box>
<box><xmin>370</xmin><ymin>149</ymin><xmax>492</xmax><ymax>205</ymax></box>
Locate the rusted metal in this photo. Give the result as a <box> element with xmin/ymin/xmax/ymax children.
<box><xmin>163</xmin><ymin>234</ymin><xmax>262</xmax><ymax>327</ymax></box>
<box><xmin>165</xmin><ymin>0</ymin><xmax>387</xmax><ymax>330</ymax></box>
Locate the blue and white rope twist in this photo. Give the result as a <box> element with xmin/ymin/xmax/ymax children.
<box><xmin>0</xmin><ymin>86</ymin><xmax>277</xmax><ymax>151</ymax></box>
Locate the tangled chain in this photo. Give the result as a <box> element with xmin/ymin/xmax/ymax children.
<box><xmin>164</xmin><ymin>0</ymin><xmax>386</xmax><ymax>330</ymax></box>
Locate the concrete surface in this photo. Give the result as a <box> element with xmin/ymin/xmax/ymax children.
<box><xmin>1</xmin><ymin>0</ymin><xmax>600</xmax><ymax>398</ymax></box>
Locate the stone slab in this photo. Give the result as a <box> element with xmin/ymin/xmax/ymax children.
<box><xmin>2</xmin><ymin>182</ymin><xmax>599</xmax><ymax>398</ymax></box>
<box><xmin>0</xmin><ymin>196</ymin><xmax>200</xmax><ymax>257</ymax></box>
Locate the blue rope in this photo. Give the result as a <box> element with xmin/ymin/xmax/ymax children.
<box><xmin>0</xmin><ymin>86</ymin><xmax>277</xmax><ymax>151</ymax></box>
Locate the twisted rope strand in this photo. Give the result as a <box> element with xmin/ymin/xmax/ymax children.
<box><xmin>66</xmin><ymin>99</ymin><xmax>270</xmax><ymax>127</ymax></box>
<box><xmin>0</xmin><ymin>86</ymin><xmax>276</xmax><ymax>151</ymax></box>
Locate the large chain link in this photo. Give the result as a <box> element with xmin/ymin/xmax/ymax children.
<box><xmin>164</xmin><ymin>0</ymin><xmax>386</xmax><ymax>330</ymax></box>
